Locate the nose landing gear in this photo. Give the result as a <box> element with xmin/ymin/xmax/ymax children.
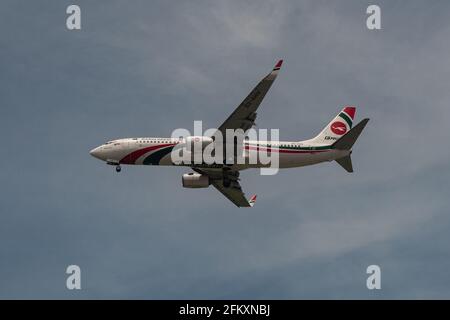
<box><xmin>106</xmin><ymin>160</ymin><xmax>122</xmax><ymax>173</ymax></box>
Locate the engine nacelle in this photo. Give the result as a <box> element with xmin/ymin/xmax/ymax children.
<box><xmin>184</xmin><ymin>136</ymin><xmax>213</xmax><ymax>152</ymax></box>
<box><xmin>182</xmin><ymin>173</ymin><xmax>210</xmax><ymax>188</ymax></box>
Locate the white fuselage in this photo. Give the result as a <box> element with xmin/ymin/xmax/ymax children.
<box><xmin>89</xmin><ymin>137</ymin><xmax>349</xmax><ymax>170</ymax></box>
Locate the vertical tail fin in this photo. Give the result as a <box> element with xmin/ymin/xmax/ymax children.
<box><xmin>310</xmin><ymin>106</ymin><xmax>356</xmax><ymax>144</ymax></box>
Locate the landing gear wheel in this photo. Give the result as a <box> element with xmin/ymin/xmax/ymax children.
<box><xmin>222</xmin><ymin>166</ymin><xmax>232</xmax><ymax>188</ymax></box>
<box><xmin>115</xmin><ymin>165</ymin><xmax>121</xmax><ymax>173</ymax></box>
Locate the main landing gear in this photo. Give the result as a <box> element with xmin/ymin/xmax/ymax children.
<box><xmin>222</xmin><ymin>167</ymin><xmax>239</xmax><ymax>188</ymax></box>
<box><xmin>115</xmin><ymin>165</ymin><xmax>121</xmax><ymax>173</ymax></box>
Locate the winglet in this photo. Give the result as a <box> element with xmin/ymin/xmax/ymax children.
<box><xmin>248</xmin><ymin>195</ymin><xmax>257</xmax><ymax>207</ymax></box>
<box><xmin>267</xmin><ymin>59</ymin><xmax>283</xmax><ymax>80</ymax></box>
<box><xmin>273</xmin><ymin>59</ymin><xmax>283</xmax><ymax>71</ymax></box>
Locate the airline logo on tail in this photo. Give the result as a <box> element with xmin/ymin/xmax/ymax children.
<box><xmin>314</xmin><ymin>106</ymin><xmax>357</xmax><ymax>143</ymax></box>
<box><xmin>330</xmin><ymin>121</ymin><xmax>347</xmax><ymax>135</ymax></box>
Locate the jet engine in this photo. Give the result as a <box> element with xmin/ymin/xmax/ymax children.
<box><xmin>182</xmin><ymin>173</ymin><xmax>210</xmax><ymax>188</ymax></box>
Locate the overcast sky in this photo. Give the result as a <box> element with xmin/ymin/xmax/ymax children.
<box><xmin>1</xmin><ymin>0</ymin><xmax>450</xmax><ymax>299</ymax></box>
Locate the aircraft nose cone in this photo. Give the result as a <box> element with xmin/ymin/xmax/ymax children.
<box><xmin>89</xmin><ymin>147</ymin><xmax>102</xmax><ymax>159</ymax></box>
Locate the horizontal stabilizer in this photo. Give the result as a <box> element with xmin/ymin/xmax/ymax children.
<box><xmin>333</xmin><ymin>118</ymin><xmax>369</xmax><ymax>150</ymax></box>
<box><xmin>336</xmin><ymin>155</ymin><xmax>353</xmax><ymax>173</ymax></box>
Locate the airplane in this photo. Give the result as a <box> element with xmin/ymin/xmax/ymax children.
<box><xmin>89</xmin><ymin>60</ymin><xmax>369</xmax><ymax>207</ymax></box>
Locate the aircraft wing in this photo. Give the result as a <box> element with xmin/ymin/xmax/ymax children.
<box><xmin>211</xmin><ymin>180</ymin><xmax>256</xmax><ymax>208</ymax></box>
<box><xmin>217</xmin><ymin>60</ymin><xmax>283</xmax><ymax>135</ymax></box>
<box><xmin>192</xmin><ymin>168</ymin><xmax>256</xmax><ymax>208</ymax></box>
